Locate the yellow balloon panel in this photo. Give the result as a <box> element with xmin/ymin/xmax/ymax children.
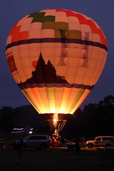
<box><xmin>22</xmin><ymin>86</ymin><xmax>90</xmax><ymax>114</ymax></box>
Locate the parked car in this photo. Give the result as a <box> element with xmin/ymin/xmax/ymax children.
<box><xmin>85</xmin><ymin>136</ymin><xmax>114</xmax><ymax>148</ymax></box>
<box><xmin>10</xmin><ymin>135</ymin><xmax>51</xmax><ymax>150</ymax></box>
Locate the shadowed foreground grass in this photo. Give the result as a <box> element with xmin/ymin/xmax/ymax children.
<box><xmin>0</xmin><ymin>147</ymin><xmax>114</xmax><ymax>171</ymax></box>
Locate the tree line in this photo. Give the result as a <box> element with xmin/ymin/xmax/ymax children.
<box><xmin>62</xmin><ymin>95</ymin><xmax>114</xmax><ymax>139</ymax></box>
<box><xmin>0</xmin><ymin>95</ymin><xmax>114</xmax><ymax>138</ymax></box>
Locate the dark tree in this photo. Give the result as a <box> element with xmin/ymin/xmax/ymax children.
<box><xmin>0</xmin><ymin>106</ymin><xmax>15</xmax><ymax>136</ymax></box>
<box><xmin>62</xmin><ymin>95</ymin><xmax>114</xmax><ymax>139</ymax></box>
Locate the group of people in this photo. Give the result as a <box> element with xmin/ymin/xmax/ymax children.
<box><xmin>16</xmin><ymin>136</ymin><xmax>81</xmax><ymax>162</ymax></box>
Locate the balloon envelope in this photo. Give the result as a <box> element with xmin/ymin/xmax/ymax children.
<box><xmin>6</xmin><ymin>9</ymin><xmax>107</xmax><ymax>132</ymax></box>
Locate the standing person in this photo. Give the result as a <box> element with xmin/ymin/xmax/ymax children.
<box><xmin>17</xmin><ymin>139</ymin><xmax>24</xmax><ymax>161</ymax></box>
<box><xmin>75</xmin><ymin>139</ymin><xmax>80</xmax><ymax>154</ymax></box>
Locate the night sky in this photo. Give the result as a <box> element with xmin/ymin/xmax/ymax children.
<box><xmin>0</xmin><ymin>0</ymin><xmax>113</xmax><ymax>109</ymax></box>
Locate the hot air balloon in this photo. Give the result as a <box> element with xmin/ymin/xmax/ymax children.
<box><xmin>6</xmin><ymin>9</ymin><xmax>107</xmax><ymax>134</ymax></box>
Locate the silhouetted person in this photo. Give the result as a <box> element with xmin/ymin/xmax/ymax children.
<box><xmin>17</xmin><ymin>139</ymin><xmax>24</xmax><ymax>161</ymax></box>
<box><xmin>75</xmin><ymin>139</ymin><xmax>80</xmax><ymax>154</ymax></box>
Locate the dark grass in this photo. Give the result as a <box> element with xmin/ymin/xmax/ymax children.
<box><xmin>0</xmin><ymin>147</ymin><xmax>114</xmax><ymax>171</ymax></box>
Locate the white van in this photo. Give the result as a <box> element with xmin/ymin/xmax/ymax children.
<box><xmin>85</xmin><ymin>136</ymin><xmax>114</xmax><ymax>148</ymax></box>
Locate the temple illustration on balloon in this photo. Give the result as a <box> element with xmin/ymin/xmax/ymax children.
<box><xmin>18</xmin><ymin>53</ymin><xmax>69</xmax><ymax>88</ymax></box>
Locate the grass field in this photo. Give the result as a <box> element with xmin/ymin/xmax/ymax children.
<box><xmin>0</xmin><ymin>147</ymin><xmax>114</xmax><ymax>171</ymax></box>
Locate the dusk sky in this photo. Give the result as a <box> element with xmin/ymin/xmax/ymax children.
<box><xmin>0</xmin><ymin>0</ymin><xmax>113</xmax><ymax>109</ymax></box>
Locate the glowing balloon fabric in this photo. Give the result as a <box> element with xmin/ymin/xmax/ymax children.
<box><xmin>6</xmin><ymin>9</ymin><xmax>107</xmax><ymax>124</ymax></box>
